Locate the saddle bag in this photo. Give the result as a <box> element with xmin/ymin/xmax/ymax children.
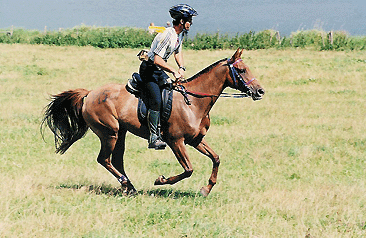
<box><xmin>126</xmin><ymin>72</ymin><xmax>144</xmax><ymax>97</ymax></box>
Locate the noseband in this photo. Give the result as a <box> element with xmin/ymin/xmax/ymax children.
<box><xmin>228</xmin><ymin>59</ymin><xmax>255</xmax><ymax>93</ymax></box>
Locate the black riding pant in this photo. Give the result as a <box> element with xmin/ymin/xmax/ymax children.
<box><xmin>144</xmin><ymin>82</ymin><xmax>161</xmax><ymax>111</ymax></box>
<box><xmin>139</xmin><ymin>60</ymin><xmax>170</xmax><ymax>111</ymax></box>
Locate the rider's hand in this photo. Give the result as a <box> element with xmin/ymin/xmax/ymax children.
<box><xmin>178</xmin><ymin>68</ymin><xmax>185</xmax><ymax>78</ymax></box>
<box><xmin>173</xmin><ymin>71</ymin><xmax>182</xmax><ymax>81</ymax></box>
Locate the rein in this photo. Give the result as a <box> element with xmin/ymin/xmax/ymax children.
<box><xmin>221</xmin><ymin>92</ymin><xmax>249</xmax><ymax>98</ymax></box>
<box><xmin>174</xmin><ymin>84</ymin><xmax>218</xmax><ymax>105</ymax></box>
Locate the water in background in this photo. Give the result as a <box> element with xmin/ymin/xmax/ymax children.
<box><xmin>1</xmin><ymin>0</ymin><xmax>366</xmax><ymax>36</ymax></box>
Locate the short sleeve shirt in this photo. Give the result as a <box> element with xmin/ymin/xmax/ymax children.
<box><xmin>147</xmin><ymin>27</ymin><xmax>183</xmax><ymax>62</ymax></box>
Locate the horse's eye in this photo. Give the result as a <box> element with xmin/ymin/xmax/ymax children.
<box><xmin>237</xmin><ymin>68</ymin><xmax>246</xmax><ymax>74</ymax></box>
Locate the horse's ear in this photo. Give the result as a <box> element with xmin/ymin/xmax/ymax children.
<box><xmin>230</xmin><ymin>48</ymin><xmax>241</xmax><ymax>63</ymax></box>
<box><xmin>239</xmin><ymin>49</ymin><xmax>244</xmax><ymax>57</ymax></box>
<box><xmin>235</xmin><ymin>48</ymin><xmax>241</xmax><ymax>58</ymax></box>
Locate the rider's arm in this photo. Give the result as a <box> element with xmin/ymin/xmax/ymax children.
<box><xmin>174</xmin><ymin>51</ymin><xmax>185</xmax><ymax>77</ymax></box>
<box><xmin>153</xmin><ymin>54</ymin><xmax>181</xmax><ymax>79</ymax></box>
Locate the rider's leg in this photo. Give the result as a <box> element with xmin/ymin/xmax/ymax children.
<box><xmin>145</xmin><ymin>81</ymin><xmax>161</xmax><ymax>111</ymax></box>
<box><xmin>145</xmin><ymin>81</ymin><xmax>166</xmax><ymax>150</ymax></box>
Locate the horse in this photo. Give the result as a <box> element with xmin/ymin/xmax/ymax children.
<box><xmin>42</xmin><ymin>49</ymin><xmax>265</xmax><ymax>197</ymax></box>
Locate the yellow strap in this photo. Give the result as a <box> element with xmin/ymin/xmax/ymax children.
<box><xmin>148</xmin><ymin>26</ymin><xmax>166</xmax><ymax>33</ymax></box>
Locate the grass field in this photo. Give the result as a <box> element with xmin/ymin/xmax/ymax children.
<box><xmin>0</xmin><ymin>44</ymin><xmax>365</xmax><ymax>237</ymax></box>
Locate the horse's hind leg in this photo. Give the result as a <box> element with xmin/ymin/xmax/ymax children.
<box><xmin>92</xmin><ymin>124</ymin><xmax>130</xmax><ymax>191</ymax></box>
<box><xmin>96</xmin><ymin>134</ymin><xmax>121</xmax><ymax>179</ymax></box>
<box><xmin>111</xmin><ymin>129</ymin><xmax>136</xmax><ymax>194</ymax></box>
<box><xmin>194</xmin><ymin>138</ymin><xmax>220</xmax><ymax>197</ymax></box>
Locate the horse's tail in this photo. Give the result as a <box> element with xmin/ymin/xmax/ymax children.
<box><xmin>41</xmin><ymin>88</ymin><xmax>90</xmax><ymax>154</ymax></box>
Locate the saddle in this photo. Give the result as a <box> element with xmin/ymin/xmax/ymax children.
<box><xmin>126</xmin><ymin>73</ymin><xmax>173</xmax><ymax>125</ymax></box>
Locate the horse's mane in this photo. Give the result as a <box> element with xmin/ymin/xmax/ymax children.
<box><xmin>186</xmin><ymin>58</ymin><xmax>227</xmax><ymax>82</ymax></box>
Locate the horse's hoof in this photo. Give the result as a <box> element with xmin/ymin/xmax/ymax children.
<box><xmin>121</xmin><ymin>186</ymin><xmax>137</xmax><ymax>196</ymax></box>
<box><xmin>154</xmin><ymin>175</ymin><xmax>166</xmax><ymax>185</ymax></box>
<box><xmin>200</xmin><ymin>186</ymin><xmax>210</xmax><ymax>197</ymax></box>
<box><xmin>127</xmin><ymin>188</ymin><xmax>137</xmax><ymax>196</ymax></box>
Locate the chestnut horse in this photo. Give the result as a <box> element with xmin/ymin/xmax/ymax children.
<box><xmin>42</xmin><ymin>49</ymin><xmax>265</xmax><ymax>197</ymax></box>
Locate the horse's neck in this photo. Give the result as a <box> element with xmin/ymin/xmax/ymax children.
<box><xmin>185</xmin><ymin>61</ymin><xmax>228</xmax><ymax>116</ymax></box>
<box><xmin>186</xmin><ymin>61</ymin><xmax>227</xmax><ymax>96</ymax></box>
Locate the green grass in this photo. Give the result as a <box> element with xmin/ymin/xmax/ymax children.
<box><xmin>0</xmin><ymin>44</ymin><xmax>365</xmax><ymax>237</ymax></box>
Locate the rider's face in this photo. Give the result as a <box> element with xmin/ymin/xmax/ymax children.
<box><xmin>184</xmin><ymin>20</ymin><xmax>192</xmax><ymax>31</ymax></box>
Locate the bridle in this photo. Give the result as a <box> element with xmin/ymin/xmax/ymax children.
<box><xmin>174</xmin><ymin>58</ymin><xmax>255</xmax><ymax>104</ymax></box>
<box><xmin>227</xmin><ymin>58</ymin><xmax>256</xmax><ymax>95</ymax></box>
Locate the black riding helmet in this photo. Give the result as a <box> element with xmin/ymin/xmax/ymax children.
<box><xmin>169</xmin><ymin>4</ymin><xmax>198</xmax><ymax>20</ymax></box>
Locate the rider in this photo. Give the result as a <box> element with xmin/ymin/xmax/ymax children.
<box><xmin>139</xmin><ymin>4</ymin><xmax>198</xmax><ymax>150</ymax></box>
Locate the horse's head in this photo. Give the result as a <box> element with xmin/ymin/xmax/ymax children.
<box><xmin>226</xmin><ymin>49</ymin><xmax>265</xmax><ymax>100</ymax></box>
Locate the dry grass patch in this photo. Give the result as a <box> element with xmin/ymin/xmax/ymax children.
<box><xmin>0</xmin><ymin>44</ymin><xmax>365</xmax><ymax>237</ymax></box>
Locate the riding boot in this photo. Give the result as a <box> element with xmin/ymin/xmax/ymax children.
<box><xmin>147</xmin><ymin>109</ymin><xmax>166</xmax><ymax>150</ymax></box>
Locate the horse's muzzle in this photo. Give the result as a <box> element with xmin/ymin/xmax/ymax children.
<box><xmin>252</xmin><ymin>88</ymin><xmax>265</xmax><ymax>101</ymax></box>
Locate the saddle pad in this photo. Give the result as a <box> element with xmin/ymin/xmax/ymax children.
<box><xmin>137</xmin><ymin>88</ymin><xmax>173</xmax><ymax>125</ymax></box>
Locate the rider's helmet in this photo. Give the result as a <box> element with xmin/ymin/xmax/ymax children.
<box><xmin>169</xmin><ymin>4</ymin><xmax>198</xmax><ymax>20</ymax></box>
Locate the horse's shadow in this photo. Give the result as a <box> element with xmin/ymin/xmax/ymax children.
<box><xmin>56</xmin><ymin>183</ymin><xmax>200</xmax><ymax>199</ymax></box>
<box><xmin>141</xmin><ymin>188</ymin><xmax>199</xmax><ymax>199</ymax></box>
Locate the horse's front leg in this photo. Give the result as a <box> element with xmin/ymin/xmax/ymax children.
<box><xmin>194</xmin><ymin>138</ymin><xmax>220</xmax><ymax>197</ymax></box>
<box><xmin>154</xmin><ymin>139</ymin><xmax>193</xmax><ymax>185</ymax></box>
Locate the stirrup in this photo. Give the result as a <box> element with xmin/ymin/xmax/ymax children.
<box><xmin>148</xmin><ymin>136</ymin><xmax>166</xmax><ymax>150</ymax></box>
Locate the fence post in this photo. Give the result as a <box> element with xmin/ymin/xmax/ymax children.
<box><xmin>328</xmin><ymin>31</ymin><xmax>333</xmax><ymax>45</ymax></box>
<box><xmin>275</xmin><ymin>31</ymin><xmax>280</xmax><ymax>45</ymax></box>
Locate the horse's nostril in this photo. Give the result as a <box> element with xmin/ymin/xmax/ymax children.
<box><xmin>258</xmin><ymin>88</ymin><xmax>265</xmax><ymax>96</ymax></box>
